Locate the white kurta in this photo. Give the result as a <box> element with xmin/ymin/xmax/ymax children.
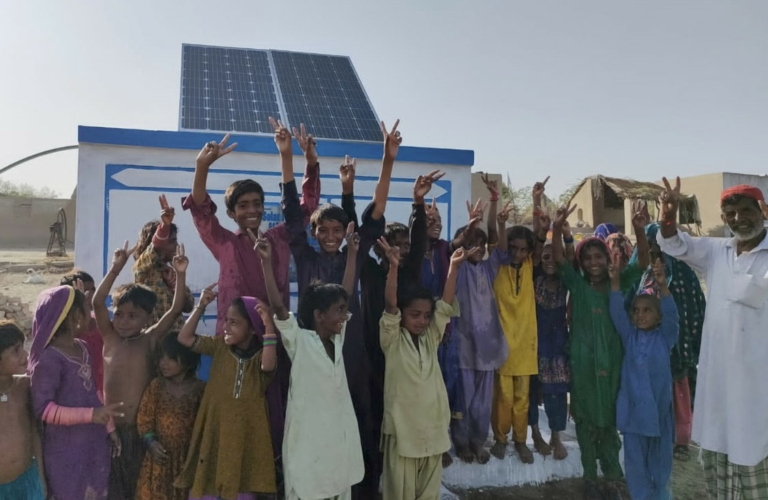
<box><xmin>658</xmin><ymin>229</ymin><xmax>768</xmax><ymax>466</ymax></box>
<box><xmin>274</xmin><ymin>313</ymin><xmax>364</xmax><ymax>499</ymax></box>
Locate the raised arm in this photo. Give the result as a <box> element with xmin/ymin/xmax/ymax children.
<box><xmin>404</xmin><ymin>171</ymin><xmax>441</xmax><ymax>275</ymax></box>
<box><xmin>562</xmin><ymin>218</ymin><xmax>576</xmax><ymax>263</ymax></box>
<box><xmin>659</xmin><ymin>176</ymin><xmax>681</xmax><ymax>239</ymax></box>
<box><xmin>652</xmin><ymin>258</ymin><xmax>680</xmax><ymax>348</ymax></box>
<box><xmin>342</xmin><ymin>222</ymin><xmax>360</xmax><ymax>297</ymax></box>
<box><xmin>532</xmin><ymin>176</ymin><xmax>549</xmax><ymax>235</ymax></box>
<box><xmin>631</xmin><ymin>201</ymin><xmax>651</xmax><ymax>269</ymax></box>
<box><xmin>255</xmin><ymin>302</ymin><xmax>277</xmax><ymax>373</ymax></box>
<box><xmin>481</xmin><ymin>174</ymin><xmax>500</xmax><ymax>246</ymax></box>
<box><xmin>192</xmin><ymin>134</ymin><xmax>237</xmax><ymax>206</ymax></box>
<box><xmin>533</xmin><ymin>212</ymin><xmax>551</xmax><ymax>266</ymax></box>
<box><xmin>270</xmin><ymin>117</ymin><xmax>295</xmax><ymax>184</ymax></box>
<box><xmin>93</xmin><ymin>241</ymin><xmax>136</xmax><ymax>340</ymax></box>
<box><xmin>178</xmin><ymin>283</ymin><xmax>217</xmax><ymax>348</ymax></box>
<box><xmin>608</xmin><ymin>252</ymin><xmax>633</xmax><ymax>341</ymax></box>
<box><xmin>378</xmin><ymin>237</ymin><xmax>401</xmax><ymax>315</ymax></box>
<box><xmin>450</xmin><ymin>199</ymin><xmax>486</xmax><ymax>252</ymax></box>
<box><xmin>250</xmin><ymin>229</ymin><xmax>289</xmax><ymax>321</ymax></box>
<box><xmin>551</xmin><ymin>204</ymin><xmax>576</xmax><ymax>264</ymax></box>
<box><xmin>443</xmin><ymin>248</ymin><xmax>472</xmax><ymax>306</ymax></box>
<box><xmin>146</xmin><ymin>245</ymin><xmax>189</xmax><ymax>341</ymax></box>
<box><xmin>371</xmin><ymin>120</ymin><xmax>402</xmax><ymax>220</ymax></box>
<box><xmin>339</xmin><ymin>155</ymin><xmax>360</xmax><ymax>228</ymax></box>
<box><xmin>496</xmin><ymin>201</ymin><xmax>511</xmax><ymax>253</ymax></box>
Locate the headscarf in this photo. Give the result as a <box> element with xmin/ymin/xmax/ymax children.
<box><xmin>628</xmin><ymin>223</ymin><xmax>706</xmax><ymax>376</ymax></box>
<box><xmin>606</xmin><ymin>233</ymin><xmax>635</xmax><ymax>266</ymax></box>
<box><xmin>720</xmin><ymin>184</ymin><xmax>765</xmax><ymax>205</ymax></box>
<box><xmin>594</xmin><ymin>223</ymin><xmax>618</xmax><ymax>241</ymax></box>
<box><xmin>29</xmin><ymin>286</ymin><xmax>77</xmax><ymax>375</ymax></box>
<box><xmin>575</xmin><ymin>236</ymin><xmax>611</xmax><ymax>274</ymax></box>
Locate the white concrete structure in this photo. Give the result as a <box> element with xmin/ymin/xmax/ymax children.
<box><xmin>75</xmin><ymin>125</ymin><xmax>474</xmax><ymax>334</ymax></box>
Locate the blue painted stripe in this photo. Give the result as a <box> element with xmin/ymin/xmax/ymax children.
<box><xmin>78</xmin><ymin>125</ymin><xmax>474</xmax><ymax>166</ymax></box>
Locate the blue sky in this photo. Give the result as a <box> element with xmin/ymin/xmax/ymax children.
<box><xmin>1</xmin><ymin>0</ymin><xmax>766</xmax><ymax>199</ymax></box>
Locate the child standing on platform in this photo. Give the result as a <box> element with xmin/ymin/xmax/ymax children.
<box><xmin>609</xmin><ymin>257</ymin><xmax>678</xmax><ymax>500</ymax></box>
<box><xmin>378</xmin><ymin>238</ymin><xmax>466</xmax><ymax>499</ymax></box>
<box><xmin>0</xmin><ymin>321</ymin><xmax>46</xmax><ymax>500</ymax></box>
<box><xmin>135</xmin><ymin>332</ymin><xmax>205</xmax><ymax>500</ymax></box>
<box><xmin>175</xmin><ymin>282</ymin><xmax>277</xmax><ymax>499</ymax></box>
<box><xmin>450</xmin><ymin>175</ymin><xmax>510</xmax><ymax>464</ymax></box>
<box><xmin>259</xmin><ymin>222</ymin><xmax>364</xmax><ymax>500</ymax></box>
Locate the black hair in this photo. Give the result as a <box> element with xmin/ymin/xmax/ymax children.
<box><xmin>134</xmin><ymin>220</ymin><xmax>178</xmax><ymax>260</ymax></box>
<box><xmin>384</xmin><ymin>222</ymin><xmax>409</xmax><ymax>242</ymax></box>
<box><xmin>297</xmin><ymin>280</ymin><xmax>349</xmax><ymax>330</ymax></box>
<box><xmin>454</xmin><ymin>225</ymin><xmax>488</xmax><ymax>247</ymax></box>
<box><xmin>227</xmin><ymin>298</ymin><xmax>262</xmax><ymax>350</ymax></box>
<box><xmin>0</xmin><ymin>320</ymin><xmax>25</xmax><ymax>357</ymax></box>
<box><xmin>112</xmin><ymin>284</ymin><xmax>157</xmax><ymax>314</ymax></box>
<box><xmin>507</xmin><ymin>225</ymin><xmax>535</xmax><ymax>251</ymax></box>
<box><xmin>60</xmin><ymin>269</ymin><xmax>95</xmax><ymax>287</ymax></box>
<box><xmin>578</xmin><ymin>239</ymin><xmax>610</xmax><ymax>264</ymax></box>
<box><xmin>53</xmin><ymin>288</ymin><xmax>86</xmax><ymax>340</ymax></box>
<box><xmin>632</xmin><ymin>294</ymin><xmax>662</xmax><ymax>326</ymax></box>
<box><xmin>721</xmin><ymin>194</ymin><xmax>761</xmax><ymax>211</ymax></box>
<box><xmin>225</xmin><ymin>180</ymin><xmax>265</xmax><ymax>213</ymax></box>
<box><xmin>310</xmin><ymin>204</ymin><xmax>349</xmax><ymax>231</ymax></box>
<box><xmin>160</xmin><ymin>332</ymin><xmax>200</xmax><ymax>379</ymax></box>
<box><xmin>397</xmin><ymin>284</ymin><xmax>436</xmax><ymax>312</ymax></box>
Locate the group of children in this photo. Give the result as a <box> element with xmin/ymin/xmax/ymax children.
<box><xmin>0</xmin><ymin>117</ymin><xmax>706</xmax><ymax>500</ymax></box>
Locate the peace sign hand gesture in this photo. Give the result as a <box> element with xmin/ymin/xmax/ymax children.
<box><xmin>196</xmin><ymin>133</ymin><xmax>237</xmax><ymax>170</ymax></box>
<box><xmin>198</xmin><ymin>283</ymin><xmax>218</xmax><ymax>308</ymax></box>
<box><xmin>631</xmin><ymin>201</ymin><xmax>649</xmax><ymax>232</ymax></box>
<box><xmin>413</xmin><ymin>170</ymin><xmax>445</xmax><ymax>204</ymax></box>
<box><xmin>497</xmin><ymin>201</ymin><xmax>513</xmax><ymax>224</ymax></box>
<box><xmin>247</xmin><ymin>229</ymin><xmax>272</xmax><ymax>262</ymax></box>
<box><xmin>292</xmin><ymin>123</ymin><xmax>317</xmax><ymax>165</ymax></box>
<box><xmin>381</xmin><ymin>120</ymin><xmax>402</xmax><ymax>161</ymax></box>
<box><xmin>466</xmin><ymin>198</ymin><xmax>487</xmax><ymax>223</ymax></box>
<box><xmin>345</xmin><ymin>222</ymin><xmax>360</xmax><ymax>254</ymax></box>
<box><xmin>339</xmin><ymin>155</ymin><xmax>357</xmax><ymax>194</ymax></box>
<box><xmin>608</xmin><ymin>251</ymin><xmax>622</xmax><ymax>287</ymax></box>
<box><xmin>171</xmin><ymin>244</ymin><xmax>189</xmax><ymax>273</ymax></box>
<box><xmin>553</xmin><ymin>203</ymin><xmax>577</xmax><ymax>229</ymax></box>
<box><xmin>158</xmin><ymin>194</ymin><xmax>175</xmax><ymax>226</ymax></box>
<box><xmin>111</xmin><ymin>240</ymin><xmax>137</xmax><ymax>274</ymax></box>
<box><xmin>481</xmin><ymin>173</ymin><xmax>500</xmax><ymax>198</ymax></box>
<box><xmin>660</xmin><ymin>177</ymin><xmax>681</xmax><ymax>222</ymax></box>
<box><xmin>269</xmin><ymin>117</ymin><xmax>293</xmax><ymax>155</ymax></box>
<box><xmin>533</xmin><ymin>176</ymin><xmax>550</xmax><ymax>199</ymax></box>
<box><xmin>377</xmin><ymin>237</ymin><xmax>400</xmax><ymax>268</ymax></box>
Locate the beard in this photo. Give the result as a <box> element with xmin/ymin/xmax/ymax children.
<box><xmin>730</xmin><ymin>223</ymin><xmax>765</xmax><ymax>241</ymax></box>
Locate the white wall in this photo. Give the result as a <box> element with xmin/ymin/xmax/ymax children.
<box><xmin>76</xmin><ymin>141</ymin><xmax>471</xmax><ymax>334</ymax></box>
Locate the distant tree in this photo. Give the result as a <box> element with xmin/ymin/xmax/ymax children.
<box><xmin>0</xmin><ymin>179</ymin><xmax>59</xmax><ymax>198</ymax></box>
<box><xmin>501</xmin><ymin>183</ymin><xmax>533</xmax><ymax>225</ymax></box>
<box><xmin>558</xmin><ymin>181</ymin><xmax>582</xmax><ymax>206</ymax></box>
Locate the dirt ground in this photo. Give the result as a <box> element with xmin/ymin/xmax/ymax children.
<box><xmin>454</xmin><ymin>445</ymin><xmax>706</xmax><ymax>498</ymax></box>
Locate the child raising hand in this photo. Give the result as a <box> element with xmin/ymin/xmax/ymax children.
<box><xmin>378</xmin><ymin>240</ymin><xmax>465</xmax><ymax>499</ymax></box>
<box><xmin>609</xmin><ymin>256</ymin><xmax>679</xmax><ymax>500</ymax></box>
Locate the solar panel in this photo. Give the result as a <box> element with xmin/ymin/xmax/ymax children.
<box><xmin>179</xmin><ymin>44</ymin><xmax>381</xmax><ymax>142</ymax></box>
<box><xmin>180</xmin><ymin>45</ymin><xmax>283</xmax><ymax>134</ymax></box>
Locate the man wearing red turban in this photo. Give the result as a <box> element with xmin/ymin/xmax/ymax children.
<box><xmin>657</xmin><ymin>178</ymin><xmax>768</xmax><ymax>500</ymax></box>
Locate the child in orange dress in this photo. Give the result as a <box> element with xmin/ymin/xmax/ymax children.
<box><xmin>135</xmin><ymin>332</ymin><xmax>205</xmax><ymax>500</ymax></box>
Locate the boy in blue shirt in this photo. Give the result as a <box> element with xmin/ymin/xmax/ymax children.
<box><xmin>609</xmin><ymin>255</ymin><xmax>679</xmax><ymax>500</ymax></box>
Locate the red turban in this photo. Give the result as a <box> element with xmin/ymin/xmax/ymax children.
<box><xmin>720</xmin><ymin>184</ymin><xmax>765</xmax><ymax>205</ymax></box>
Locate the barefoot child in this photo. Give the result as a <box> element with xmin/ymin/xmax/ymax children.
<box><xmin>135</xmin><ymin>332</ymin><xmax>205</xmax><ymax>500</ymax></box>
<box><xmin>60</xmin><ymin>270</ymin><xmax>104</xmax><ymax>394</ymax></box>
<box><xmin>551</xmin><ymin>203</ymin><xmax>650</xmax><ymax>500</ymax></box>
<box><xmin>489</xmin><ymin>176</ymin><xmax>548</xmax><ymax>465</ymax></box>
<box><xmin>183</xmin><ymin>124</ymin><xmax>320</xmax><ymax>475</ymax></box>
<box><xmin>0</xmin><ymin>321</ymin><xmax>46</xmax><ymax>499</ymax></box>
<box><xmin>529</xmin><ymin>239</ymin><xmax>571</xmax><ymax>461</ymax></box>
<box><xmin>609</xmin><ymin>257</ymin><xmax>678</xmax><ymax>500</ymax></box>
<box><xmin>378</xmin><ymin>240</ymin><xmax>465</xmax><ymax>499</ymax></box>
<box><xmin>30</xmin><ymin>286</ymin><xmax>124</xmax><ymax>500</ymax></box>
<box><xmin>450</xmin><ymin>176</ymin><xmax>510</xmax><ymax>464</ymax></box>
<box><xmin>93</xmin><ymin>242</ymin><xmax>189</xmax><ymax>500</ymax></box>
<box><xmin>133</xmin><ymin>195</ymin><xmax>195</xmax><ymax>326</ymax></box>
<box><xmin>256</xmin><ymin>223</ymin><xmax>363</xmax><ymax>499</ymax></box>
<box><xmin>283</xmin><ymin>120</ymin><xmax>398</xmax><ymax>496</ymax></box>
<box><xmin>175</xmin><ymin>284</ymin><xmax>277</xmax><ymax>499</ymax></box>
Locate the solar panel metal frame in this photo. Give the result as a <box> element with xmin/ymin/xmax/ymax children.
<box><xmin>178</xmin><ymin>44</ymin><xmax>382</xmax><ymax>143</ymax></box>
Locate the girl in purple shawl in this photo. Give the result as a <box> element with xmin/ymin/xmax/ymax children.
<box><xmin>29</xmin><ymin>286</ymin><xmax>122</xmax><ymax>500</ymax></box>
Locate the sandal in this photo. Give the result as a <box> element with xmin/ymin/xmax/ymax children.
<box><xmin>674</xmin><ymin>445</ymin><xmax>691</xmax><ymax>462</ymax></box>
